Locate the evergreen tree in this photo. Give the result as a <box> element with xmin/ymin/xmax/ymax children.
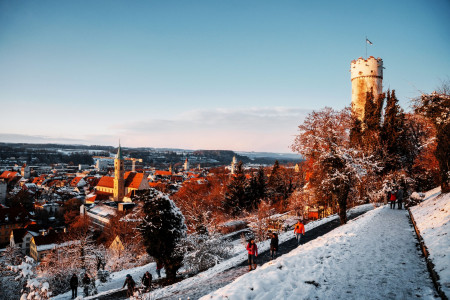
<box><xmin>380</xmin><ymin>90</ymin><xmax>407</xmax><ymax>173</ymax></box>
<box><xmin>244</xmin><ymin>167</ymin><xmax>266</xmax><ymax>210</ymax></box>
<box><xmin>138</xmin><ymin>189</ymin><xmax>187</xmax><ymax>282</ymax></box>
<box><xmin>223</xmin><ymin>161</ymin><xmax>247</xmax><ymax>216</ymax></box>
<box><xmin>267</xmin><ymin>160</ymin><xmax>284</xmax><ymax>204</ymax></box>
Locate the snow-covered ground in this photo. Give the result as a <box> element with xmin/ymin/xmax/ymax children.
<box><xmin>410</xmin><ymin>187</ymin><xmax>450</xmax><ymax>297</ymax></box>
<box><xmin>201</xmin><ymin>206</ymin><xmax>437</xmax><ymax>300</ymax></box>
<box><xmin>52</xmin><ymin>262</ymin><xmax>165</xmax><ymax>300</ymax></box>
<box><xmin>146</xmin><ymin>204</ymin><xmax>373</xmax><ymax>299</ymax></box>
<box><xmin>51</xmin><ymin>204</ymin><xmax>373</xmax><ymax>300</ymax></box>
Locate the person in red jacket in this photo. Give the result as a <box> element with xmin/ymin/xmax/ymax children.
<box><xmin>389</xmin><ymin>190</ymin><xmax>397</xmax><ymax>209</ymax></box>
<box><xmin>294</xmin><ymin>220</ymin><xmax>305</xmax><ymax>245</ymax></box>
<box><xmin>246</xmin><ymin>238</ymin><xmax>258</xmax><ymax>271</ymax></box>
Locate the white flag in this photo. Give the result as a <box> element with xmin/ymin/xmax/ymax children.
<box><xmin>366</xmin><ymin>38</ymin><xmax>373</xmax><ymax>45</ymax></box>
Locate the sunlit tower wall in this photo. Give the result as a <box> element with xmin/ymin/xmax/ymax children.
<box><xmin>350</xmin><ymin>56</ymin><xmax>383</xmax><ymax>121</ymax></box>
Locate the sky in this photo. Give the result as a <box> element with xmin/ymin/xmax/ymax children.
<box><xmin>0</xmin><ymin>0</ymin><xmax>449</xmax><ymax>153</ymax></box>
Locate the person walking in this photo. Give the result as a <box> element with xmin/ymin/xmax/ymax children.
<box><xmin>270</xmin><ymin>233</ymin><xmax>279</xmax><ymax>260</ymax></box>
<box><xmin>389</xmin><ymin>191</ymin><xmax>397</xmax><ymax>209</ymax></box>
<box><xmin>70</xmin><ymin>274</ymin><xmax>78</xmax><ymax>299</ymax></box>
<box><xmin>156</xmin><ymin>262</ymin><xmax>163</xmax><ymax>278</ymax></box>
<box><xmin>82</xmin><ymin>273</ymin><xmax>90</xmax><ymax>297</ymax></box>
<box><xmin>246</xmin><ymin>238</ymin><xmax>258</xmax><ymax>271</ymax></box>
<box><xmin>123</xmin><ymin>274</ymin><xmax>136</xmax><ymax>297</ymax></box>
<box><xmin>141</xmin><ymin>271</ymin><xmax>152</xmax><ymax>292</ymax></box>
<box><xmin>397</xmin><ymin>188</ymin><xmax>404</xmax><ymax>209</ymax></box>
<box><xmin>294</xmin><ymin>220</ymin><xmax>305</xmax><ymax>245</ymax></box>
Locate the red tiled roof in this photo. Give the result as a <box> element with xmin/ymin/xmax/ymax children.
<box><xmin>149</xmin><ymin>182</ymin><xmax>162</xmax><ymax>188</ymax></box>
<box><xmin>155</xmin><ymin>170</ymin><xmax>172</xmax><ymax>176</ymax></box>
<box><xmin>0</xmin><ymin>171</ymin><xmax>19</xmax><ymax>179</ymax></box>
<box><xmin>97</xmin><ymin>172</ymin><xmax>145</xmax><ymax>189</ymax></box>
<box><xmin>124</xmin><ymin>172</ymin><xmax>144</xmax><ymax>189</ymax></box>
<box><xmin>70</xmin><ymin>177</ymin><xmax>83</xmax><ymax>187</ymax></box>
<box><xmin>97</xmin><ymin>176</ymin><xmax>114</xmax><ymax>188</ymax></box>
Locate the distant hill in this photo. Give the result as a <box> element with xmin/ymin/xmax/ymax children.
<box><xmin>0</xmin><ymin>143</ymin><xmax>302</xmax><ymax>167</ymax></box>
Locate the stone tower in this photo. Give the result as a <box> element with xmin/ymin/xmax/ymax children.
<box><xmin>350</xmin><ymin>56</ymin><xmax>383</xmax><ymax>121</ymax></box>
<box><xmin>184</xmin><ymin>158</ymin><xmax>190</xmax><ymax>171</ymax></box>
<box><xmin>230</xmin><ymin>156</ymin><xmax>237</xmax><ymax>175</ymax></box>
<box><xmin>113</xmin><ymin>144</ymin><xmax>125</xmax><ymax>202</ymax></box>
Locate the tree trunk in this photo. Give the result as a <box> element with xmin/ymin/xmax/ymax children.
<box><xmin>337</xmin><ymin>182</ymin><xmax>350</xmax><ymax>225</ymax></box>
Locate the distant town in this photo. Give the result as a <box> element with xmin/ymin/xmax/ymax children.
<box><xmin>0</xmin><ymin>142</ymin><xmax>302</xmax><ymax>259</ymax></box>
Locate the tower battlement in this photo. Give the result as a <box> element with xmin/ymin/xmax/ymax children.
<box><xmin>350</xmin><ymin>56</ymin><xmax>384</xmax><ymax>121</ymax></box>
<box><xmin>350</xmin><ymin>56</ymin><xmax>383</xmax><ymax>80</ymax></box>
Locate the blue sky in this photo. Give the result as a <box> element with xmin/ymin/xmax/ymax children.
<box><xmin>0</xmin><ymin>0</ymin><xmax>448</xmax><ymax>152</ymax></box>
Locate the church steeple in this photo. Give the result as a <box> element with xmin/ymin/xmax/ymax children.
<box><xmin>114</xmin><ymin>143</ymin><xmax>125</xmax><ymax>201</ymax></box>
<box><xmin>116</xmin><ymin>143</ymin><xmax>124</xmax><ymax>160</ymax></box>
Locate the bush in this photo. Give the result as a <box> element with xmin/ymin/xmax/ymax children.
<box><xmin>182</xmin><ymin>233</ymin><xmax>232</xmax><ymax>274</ymax></box>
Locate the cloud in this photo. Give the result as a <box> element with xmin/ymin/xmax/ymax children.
<box><xmin>0</xmin><ymin>133</ymin><xmax>87</xmax><ymax>144</ymax></box>
<box><xmin>0</xmin><ymin>107</ymin><xmax>311</xmax><ymax>152</ymax></box>
<box><xmin>110</xmin><ymin>107</ymin><xmax>310</xmax><ymax>152</ymax></box>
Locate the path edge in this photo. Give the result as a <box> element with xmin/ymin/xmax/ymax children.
<box><xmin>408</xmin><ymin>208</ymin><xmax>448</xmax><ymax>300</ymax></box>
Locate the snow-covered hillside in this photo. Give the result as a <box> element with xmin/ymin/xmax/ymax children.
<box><xmin>201</xmin><ymin>206</ymin><xmax>438</xmax><ymax>300</ymax></box>
<box><xmin>410</xmin><ymin>187</ymin><xmax>450</xmax><ymax>297</ymax></box>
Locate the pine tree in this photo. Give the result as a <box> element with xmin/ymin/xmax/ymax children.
<box><xmin>137</xmin><ymin>189</ymin><xmax>187</xmax><ymax>282</ymax></box>
<box><xmin>380</xmin><ymin>90</ymin><xmax>407</xmax><ymax>173</ymax></box>
<box><xmin>244</xmin><ymin>167</ymin><xmax>266</xmax><ymax>210</ymax></box>
<box><xmin>267</xmin><ymin>160</ymin><xmax>283</xmax><ymax>204</ymax></box>
<box><xmin>223</xmin><ymin>161</ymin><xmax>247</xmax><ymax>216</ymax></box>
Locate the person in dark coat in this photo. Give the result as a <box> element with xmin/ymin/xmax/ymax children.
<box><xmin>156</xmin><ymin>262</ymin><xmax>163</xmax><ymax>278</ymax></box>
<box><xmin>246</xmin><ymin>238</ymin><xmax>258</xmax><ymax>271</ymax></box>
<box><xmin>123</xmin><ymin>274</ymin><xmax>136</xmax><ymax>297</ymax></box>
<box><xmin>141</xmin><ymin>271</ymin><xmax>152</xmax><ymax>292</ymax></box>
<box><xmin>82</xmin><ymin>274</ymin><xmax>90</xmax><ymax>297</ymax></box>
<box><xmin>397</xmin><ymin>188</ymin><xmax>404</xmax><ymax>209</ymax></box>
<box><xmin>70</xmin><ymin>274</ymin><xmax>78</xmax><ymax>299</ymax></box>
<box><xmin>270</xmin><ymin>233</ymin><xmax>279</xmax><ymax>259</ymax></box>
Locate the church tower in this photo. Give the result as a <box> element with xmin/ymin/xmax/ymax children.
<box><xmin>184</xmin><ymin>158</ymin><xmax>190</xmax><ymax>171</ymax></box>
<box><xmin>350</xmin><ymin>56</ymin><xmax>383</xmax><ymax>121</ymax></box>
<box><xmin>230</xmin><ymin>156</ymin><xmax>237</xmax><ymax>175</ymax></box>
<box><xmin>113</xmin><ymin>144</ymin><xmax>125</xmax><ymax>202</ymax></box>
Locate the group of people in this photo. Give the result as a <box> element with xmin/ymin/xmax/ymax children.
<box><xmin>69</xmin><ymin>262</ymin><xmax>164</xmax><ymax>299</ymax></box>
<box><xmin>69</xmin><ymin>273</ymin><xmax>91</xmax><ymax>299</ymax></box>
<box><xmin>388</xmin><ymin>187</ymin><xmax>404</xmax><ymax>209</ymax></box>
<box><xmin>246</xmin><ymin>220</ymin><xmax>306</xmax><ymax>271</ymax></box>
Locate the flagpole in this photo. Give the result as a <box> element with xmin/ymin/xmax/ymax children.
<box><xmin>365</xmin><ymin>36</ymin><xmax>367</xmax><ymax>58</ymax></box>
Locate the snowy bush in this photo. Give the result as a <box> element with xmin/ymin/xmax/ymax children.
<box><xmin>8</xmin><ymin>256</ymin><xmax>52</xmax><ymax>300</ymax></box>
<box><xmin>182</xmin><ymin>232</ymin><xmax>232</xmax><ymax>274</ymax></box>
<box><xmin>407</xmin><ymin>192</ymin><xmax>426</xmax><ymax>208</ymax></box>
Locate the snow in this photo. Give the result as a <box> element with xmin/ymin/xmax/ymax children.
<box><xmin>51</xmin><ymin>261</ymin><xmax>165</xmax><ymax>300</ymax></box>
<box><xmin>50</xmin><ymin>205</ymin><xmax>371</xmax><ymax>299</ymax></box>
<box><xmin>410</xmin><ymin>187</ymin><xmax>450</xmax><ymax>297</ymax></box>
<box><xmin>145</xmin><ymin>204</ymin><xmax>373</xmax><ymax>299</ymax></box>
<box><xmin>201</xmin><ymin>206</ymin><xmax>437</xmax><ymax>300</ymax></box>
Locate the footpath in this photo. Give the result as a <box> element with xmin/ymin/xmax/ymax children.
<box><xmin>202</xmin><ymin>206</ymin><xmax>438</xmax><ymax>300</ymax></box>
<box><xmin>152</xmin><ymin>206</ymin><xmax>372</xmax><ymax>300</ymax></box>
